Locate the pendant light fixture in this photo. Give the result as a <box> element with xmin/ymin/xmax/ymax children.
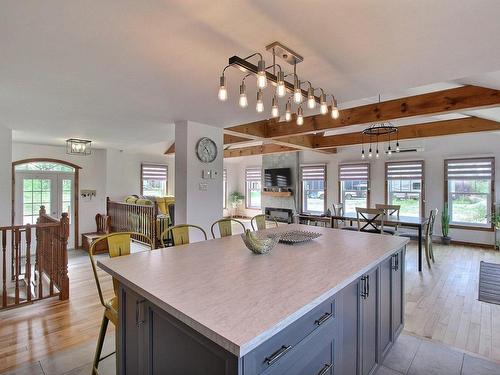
<box><xmin>271</xmin><ymin>95</ymin><xmax>279</xmax><ymax>118</ymax></box>
<box><xmin>217</xmin><ymin>42</ymin><xmax>339</xmax><ymax>127</ymax></box>
<box><xmin>256</xmin><ymin>59</ymin><xmax>267</xmax><ymax>89</ymax></box>
<box><xmin>296</xmin><ymin>106</ymin><xmax>304</xmax><ymax>126</ymax></box>
<box><xmin>239</xmin><ymin>82</ymin><xmax>248</xmax><ymax>108</ymax></box>
<box><xmin>285</xmin><ymin>98</ymin><xmax>292</xmax><ymax>122</ymax></box>
<box><xmin>256</xmin><ymin>89</ymin><xmax>264</xmax><ymax>113</ymax></box>
<box><xmin>330</xmin><ymin>96</ymin><xmax>339</xmax><ymax>119</ymax></box>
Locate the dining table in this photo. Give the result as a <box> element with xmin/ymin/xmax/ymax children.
<box><xmin>331</xmin><ymin>212</ymin><xmax>429</xmax><ymax>272</ymax></box>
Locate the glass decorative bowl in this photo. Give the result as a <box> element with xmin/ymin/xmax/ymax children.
<box><xmin>241</xmin><ymin>229</ymin><xmax>281</xmax><ymax>254</ymax></box>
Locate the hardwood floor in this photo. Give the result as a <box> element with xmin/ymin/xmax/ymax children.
<box><xmin>404</xmin><ymin>242</ymin><xmax>500</xmax><ymax>362</ymax></box>
<box><xmin>0</xmin><ymin>241</ymin><xmax>499</xmax><ymax>373</ymax></box>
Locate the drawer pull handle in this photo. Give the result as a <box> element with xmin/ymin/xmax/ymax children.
<box><xmin>317</xmin><ymin>363</ymin><xmax>333</xmax><ymax>375</ymax></box>
<box><xmin>136</xmin><ymin>299</ymin><xmax>145</xmax><ymax>326</ymax></box>
<box><xmin>315</xmin><ymin>312</ymin><xmax>332</xmax><ymax>326</ymax></box>
<box><xmin>265</xmin><ymin>345</ymin><xmax>292</xmax><ymax>365</ymax></box>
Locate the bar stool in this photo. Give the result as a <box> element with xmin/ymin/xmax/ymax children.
<box><xmin>88</xmin><ymin>232</ymin><xmax>153</xmax><ymax>375</ymax></box>
<box><xmin>210</xmin><ymin>218</ymin><xmax>246</xmax><ymax>239</ymax></box>
<box><xmin>160</xmin><ymin>224</ymin><xmax>208</xmax><ymax>247</ymax></box>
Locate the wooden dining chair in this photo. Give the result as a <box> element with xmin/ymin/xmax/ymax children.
<box><xmin>88</xmin><ymin>232</ymin><xmax>153</xmax><ymax>375</ymax></box>
<box><xmin>424</xmin><ymin>208</ymin><xmax>439</xmax><ymax>267</ymax></box>
<box><xmin>251</xmin><ymin>214</ymin><xmax>279</xmax><ymax>231</ymax></box>
<box><xmin>210</xmin><ymin>218</ymin><xmax>246</xmax><ymax>239</ymax></box>
<box><xmin>356</xmin><ymin>207</ymin><xmax>385</xmax><ymax>234</ymax></box>
<box><xmin>375</xmin><ymin>204</ymin><xmax>401</xmax><ymax>235</ymax></box>
<box><xmin>332</xmin><ymin>203</ymin><xmax>345</xmax><ymax>228</ymax></box>
<box><xmin>160</xmin><ymin>224</ymin><xmax>208</xmax><ymax>247</ymax></box>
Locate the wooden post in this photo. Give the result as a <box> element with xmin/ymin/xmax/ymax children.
<box><xmin>26</xmin><ymin>225</ymin><xmax>32</xmax><ymax>302</ymax></box>
<box><xmin>2</xmin><ymin>230</ymin><xmax>6</xmax><ymax>308</ymax></box>
<box><xmin>59</xmin><ymin>213</ymin><xmax>70</xmax><ymax>300</ymax></box>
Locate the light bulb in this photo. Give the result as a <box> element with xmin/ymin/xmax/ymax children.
<box><xmin>368</xmin><ymin>147</ymin><xmax>372</xmax><ymax>158</ymax></box>
<box><xmin>285</xmin><ymin>101</ymin><xmax>292</xmax><ymax>122</ymax></box>
<box><xmin>276</xmin><ymin>71</ymin><xmax>286</xmax><ymax>97</ymax></box>
<box><xmin>388</xmin><ymin>145</ymin><xmax>392</xmax><ymax>156</ymax></box>
<box><xmin>307</xmin><ymin>87</ymin><xmax>315</xmax><ymax>109</ymax></box>
<box><xmin>218</xmin><ymin>75</ymin><xmax>227</xmax><ymax>101</ymax></box>
<box><xmin>293</xmin><ymin>76</ymin><xmax>302</xmax><ymax>103</ymax></box>
<box><xmin>376</xmin><ymin>149</ymin><xmax>380</xmax><ymax>159</ymax></box>
<box><xmin>361</xmin><ymin>150</ymin><xmax>365</xmax><ymax>159</ymax></box>
<box><xmin>256</xmin><ymin>89</ymin><xmax>264</xmax><ymax>113</ymax></box>
<box><xmin>257</xmin><ymin>60</ymin><xmax>267</xmax><ymax>88</ymax></box>
<box><xmin>331</xmin><ymin>97</ymin><xmax>339</xmax><ymax>119</ymax></box>
<box><xmin>296</xmin><ymin>107</ymin><xmax>304</xmax><ymax>126</ymax></box>
<box><xmin>319</xmin><ymin>93</ymin><xmax>327</xmax><ymax>114</ymax></box>
<box><xmin>239</xmin><ymin>83</ymin><xmax>247</xmax><ymax>108</ymax></box>
<box><xmin>396</xmin><ymin>142</ymin><xmax>400</xmax><ymax>152</ymax></box>
<box><xmin>271</xmin><ymin>96</ymin><xmax>279</xmax><ymax>118</ymax></box>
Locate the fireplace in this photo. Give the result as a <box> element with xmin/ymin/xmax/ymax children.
<box><xmin>265</xmin><ymin>207</ymin><xmax>294</xmax><ymax>224</ymax></box>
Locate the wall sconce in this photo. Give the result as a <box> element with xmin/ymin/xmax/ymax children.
<box><xmin>66</xmin><ymin>139</ymin><xmax>92</xmax><ymax>155</ymax></box>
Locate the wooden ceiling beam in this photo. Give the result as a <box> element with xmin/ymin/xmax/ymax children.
<box><xmin>165</xmin><ymin>143</ymin><xmax>175</xmax><ymax>155</ymax></box>
<box><xmin>224</xmin><ymin>144</ymin><xmax>299</xmax><ymax>158</ymax></box>
<box><xmin>225</xmin><ymin>85</ymin><xmax>500</xmax><ymax>139</ymax></box>
<box><xmin>223</xmin><ymin>134</ymin><xmax>253</xmax><ymax>146</ymax></box>
<box><xmin>311</xmin><ymin>117</ymin><xmax>500</xmax><ymax>149</ymax></box>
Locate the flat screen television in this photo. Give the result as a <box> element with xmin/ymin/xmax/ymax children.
<box><xmin>264</xmin><ymin>168</ymin><xmax>291</xmax><ymax>188</ymax></box>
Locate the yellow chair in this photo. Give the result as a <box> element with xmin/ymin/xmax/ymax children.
<box><xmin>210</xmin><ymin>218</ymin><xmax>246</xmax><ymax>239</ymax></box>
<box><xmin>160</xmin><ymin>224</ymin><xmax>207</xmax><ymax>247</ymax></box>
<box><xmin>88</xmin><ymin>232</ymin><xmax>153</xmax><ymax>375</ymax></box>
<box><xmin>251</xmin><ymin>214</ymin><xmax>279</xmax><ymax>231</ymax></box>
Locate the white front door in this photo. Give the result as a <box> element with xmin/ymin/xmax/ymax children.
<box><xmin>15</xmin><ymin>172</ymin><xmax>75</xmax><ymax>248</ymax></box>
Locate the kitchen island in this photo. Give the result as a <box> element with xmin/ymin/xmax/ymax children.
<box><xmin>98</xmin><ymin>224</ymin><xmax>408</xmax><ymax>375</ymax></box>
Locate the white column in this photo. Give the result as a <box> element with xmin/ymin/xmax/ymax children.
<box><xmin>0</xmin><ymin>124</ymin><xmax>12</xmax><ymax>225</ymax></box>
<box><xmin>174</xmin><ymin>121</ymin><xmax>223</xmax><ymax>240</ymax></box>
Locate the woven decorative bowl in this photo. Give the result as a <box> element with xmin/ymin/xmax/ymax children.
<box><xmin>241</xmin><ymin>229</ymin><xmax>281</xmax><ymax>254</ymax></box>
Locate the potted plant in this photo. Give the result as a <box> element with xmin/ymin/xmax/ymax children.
<box><xmin>487</xmin><ymin>212</ymin><xmax>500</xmax><ymax>249</ymax></box>
<box><xmin>229</xmin><ymin>191</ymin><xmax>245</xmax><ymax>218</ymax></box>
<box><xmin>441</xmin><ymin>204</ymin><xmax>451</xmax><ymax>245</ymax></box>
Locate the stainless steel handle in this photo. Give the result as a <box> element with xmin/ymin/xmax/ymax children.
<box><xmin>392</xmin><ymin>253</ymin><xmax>399</xmax><ymax>270</ymax></box>
<box><xmin>360</xmin><ymin>276</ymin><xmax>367</xmax><ymax>299</ymax></box>
<box><xmin>315</xmin><ymin>312</ymin><xmax>332</xmax><ymax>326</ymax></box>
<box><xmin>136</xmin><ymin>299</ymin><xmax>145</xmax><ymax>326</ymax></box>
<box><xmin>317</xmin><ymin>363</ymin><xmax>333</xmax><ymax>375</ymax></box>
<box><xmin>265</xmin><ymin>345</ymin><xmax>292</xmax><ymax>365</ymax></box>
<box><xmin>366</xmin><ymin>274</ymin><xmax>370</xmax><ymax>298</ymax></box>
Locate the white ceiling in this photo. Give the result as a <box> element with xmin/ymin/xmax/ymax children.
<box><xmin>2</xmin><ymin>1</ymin><xmax>500</xmax><ymax>152</ymax></box>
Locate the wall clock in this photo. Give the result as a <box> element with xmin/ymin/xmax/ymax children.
<box><xmin>195</xmin><ymin>137</ymin><xmax>218</xmax><ymax>163</ymax></box>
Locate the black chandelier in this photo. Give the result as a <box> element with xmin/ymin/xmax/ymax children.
<box><xmin>361</xmin><ymin>122</ymin><xmax>400</xmax><ymax>159</ymax></box>
<box><xmin>218</xmin><ymin>41</ymin><xmax>339</xmax><ymax>126</ymax></box>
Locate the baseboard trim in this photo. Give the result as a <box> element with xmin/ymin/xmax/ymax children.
<box><xmin>449</xmin><ymin>239</ymin><xmax>496</xmax><ymax>250</ymax></box>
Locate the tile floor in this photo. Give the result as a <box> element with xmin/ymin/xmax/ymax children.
<box><xmin>4</xmin><ymin>332</ymin><xmax>500</xmax><ymax>375</ymax></box>
<box><xmin>380</xmin><ymin>333</ymin><xmax>500</xmax><ymax>375</ymax></box>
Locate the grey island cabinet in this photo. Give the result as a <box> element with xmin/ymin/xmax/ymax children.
<box><xmin>98</xmin><ymin>224</ymin><xmax>408</xmax><ymax>375</ymax></box>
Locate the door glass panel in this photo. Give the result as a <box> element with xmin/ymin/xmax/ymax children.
<box><xmin>22</xmin><ymin>178</ymin><xmax>51</xmax><ymax>224</ymax></box>
<box><xmin>61</xmin><ymin>179</ymin><xmax>72</xmax><ymax>223</ymax></box>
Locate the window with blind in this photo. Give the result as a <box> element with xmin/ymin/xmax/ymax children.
<box><xmin>386</xmin><ymin>161</ymin><xmax>424</xmax><ymax>217</ymax></box>
<box><xmin>141</xmin><ymin>164</ymin><xmax>167</xmax><ymax>197</ymax></box>
<box><xmin>300</xmin><ymin>165</ymin><xmax>327</xmax><ymax>214</ymax></box>
<box><xmin>338</xmin><ymin>163</ymin><xmax>370</xmax><ymax>214</ymax></box>
<box><xmin>223</xmin><ymin>169</ymin><xmax>227</xmax><ymax>209</ymax></box>
<box><xmin>445</xmin><ymin>157</ymin><xmax>494</xmax><ymax>228</ymax></box>
<box><xmin>245</xmin><ymin>168</ymin><xmax>262</xmax><ymax>209</ymax></box>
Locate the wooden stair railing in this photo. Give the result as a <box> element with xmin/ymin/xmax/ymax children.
<box><xmin>1</xmin><ymin>206</ymin><xmax>69</xmax><ymax>310</ymax></box>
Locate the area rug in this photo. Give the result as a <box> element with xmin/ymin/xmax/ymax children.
<box><xmin>478</xmin><ymin>261</ymin><xmax>500</xmax><ymax>305</ymax></box>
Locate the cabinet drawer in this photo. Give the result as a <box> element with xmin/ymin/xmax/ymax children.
<box><xmin>261</xmin><ymin>315</ymin><xmax>335</xmax><ymax>375</ymax></box>
<box><xmin>243</xmin><ymin>297</ymin><xmax>335</xmax><ymax>374</ymax></box>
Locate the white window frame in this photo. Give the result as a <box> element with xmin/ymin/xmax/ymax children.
<box><xmin>385</xmin><ymin>160</ymin><xmax>425</xmax><ymax>217</ymax></box>
<box><xmin>141</xmin><ymin>163</ymin><xmax>168</xmax><ymax>197</ymax></box>
<box><xmin>338</xmin><ymin>163</ymin><xmax>370</xmax><ymax>214</ymax></box>
<box><xmin>445</xmin><ymin>157</ymin><xmax>494</xmax><ymax>229</ymax></box>
<box><xmin>245</xmin><ymin>168</ymin><xmax>262</xmax><ymax>209</ymax></box>
<box><xmin>300</xmin><ymin>165</ymin><xmax>327</xmax><ymax>214</ymax></box>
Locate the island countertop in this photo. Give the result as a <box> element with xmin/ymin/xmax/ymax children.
<box><xmin>98</xmin><ymin>224</ymin><xmax>408</xmax><ymax>357</ymax></box>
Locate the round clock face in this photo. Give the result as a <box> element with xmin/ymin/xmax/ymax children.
<box><xmin>196</xmin><ymin>137</ymin><xmax>218</xmax><ymax>163</ymax></box>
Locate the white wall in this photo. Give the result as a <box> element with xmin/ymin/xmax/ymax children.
<box><xmin>175</xmin><ymin>121</ymin><xmax>223</xmax><ymax>238</ymax></box>
<box><xmin>106</xmin><ymin>148</ymin><xmax>174</xmax><ymax>200</ymax></box>
<box><xmin>0</xmin><ymin>125</ymin><xmax>12</xmax><ymax>226</ymax></box>
<box><xmin>226</xmin><ymin>132</ymin><xmax>500</xmax><ymax>246</ymax></box>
